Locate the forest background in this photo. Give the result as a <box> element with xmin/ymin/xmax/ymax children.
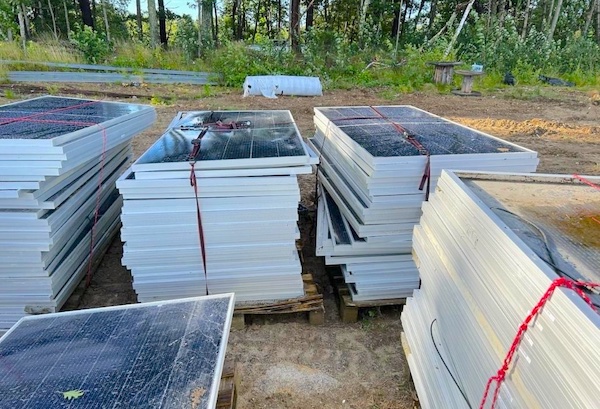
<box><xmin>1</xmin><ymin>0</ymin><xmax>599</xmax><ymax>91</ymax></box>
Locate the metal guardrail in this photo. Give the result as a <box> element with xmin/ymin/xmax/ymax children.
<box><xmin>0</xmin><ymin>60</ymin><xmax>216</xmax><ymax>84</ymax></box>
<box><xmin>6</xmin><ymin>71</ymin><xmax>215</xmax><ymax>85</ymax></box>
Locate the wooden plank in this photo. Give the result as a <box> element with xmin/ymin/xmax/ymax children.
<box><xmin>329</xmin><ymin>270</ymin><xmax>406</xmax><ymax>323</ymax></box>
<box><xmin>231</xmin><ymin>273</ymin><xmax>325</xmax><ymax>327</ymax></box>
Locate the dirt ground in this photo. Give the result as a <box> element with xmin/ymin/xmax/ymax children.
<box><xmin>3</xmin><ymin>85</ymin><xmax>599</xmax><ymax>409</ymax></box>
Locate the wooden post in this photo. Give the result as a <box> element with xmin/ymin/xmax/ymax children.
<box><xmin>427</xmin><ymin>61</ymin><xmax>461</xmax><ymax>85</ymax></box>
<box><xmin>452</xmin><ymin>70</ymin><xmax>484</xmax><ymax>96</ymax></box>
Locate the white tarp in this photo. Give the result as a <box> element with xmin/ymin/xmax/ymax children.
<box><xmin>243</xmin><ymin>75</ymin><xmax>323</xmax><ymax>98</ymax></box>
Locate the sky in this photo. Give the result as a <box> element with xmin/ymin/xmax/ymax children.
<box><xmin>127</xmin><ymin>0</ymin><xmax>198</xmax><ymax>19</ymax></box>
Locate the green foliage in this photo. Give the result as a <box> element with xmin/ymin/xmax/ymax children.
<box><xmin>70</xmin><ymin>25</ymin><xmax>112</xmax><ymax>64</ymax></box>
<box><xmin>173</xmin><ymin>15</ymin><xmax>199</xmax><ymax>62</ymax></box>
<box><xmin>3</xmin><ymin>89</ymin><xmax>16</xmax><ymax>99</ymax></box>
<box><xmin>458</xmin><ymin>14</ymin><xmax>600</xmax><ymax>87</ymax></box>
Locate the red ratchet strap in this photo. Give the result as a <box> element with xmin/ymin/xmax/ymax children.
<box><xmin>479</xmin><ymin>277</ymin><xmax>600</xmax><ymax>409</ymax></box>
<box><xmin>369</xmin><ymin>106</ymin><xmax>432</xmax><ymax>200</ymax></box>
<box><xmin>189</xmin><ymin>128</ymin><xmax>210</xmax><ymax>295</ymax></box>
<box><xmin>573</xmin><ymin>173</ymin><xmax>600</xmax><ymax>191</ymax></box>
<box><xmin>0</xmin><ymin>99</ymin><xmax>106</xmax><ymax>288</ymax></box>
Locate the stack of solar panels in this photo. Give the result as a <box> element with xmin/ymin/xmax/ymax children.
<box><xmin>118</xmin><ymin>110</ymin><xmax>317</xmax><ymax>303</ymax></box>
<box><xmin>402</xmin><ymin>171</ymin><xmax>600</xmax><ymax>408</ymax></box>
<box><xmin>0</xmin><ymin>96</ymin><xmax>156</xmax><ymax>329</ymax></box>
<box><xmin>310</xmin><ymin>105</ymin><xmax>539</xmax><ymax>301</ymax></box>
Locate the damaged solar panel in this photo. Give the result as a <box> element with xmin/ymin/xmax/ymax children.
<box><xmin>0</xmin><ymin>293</ymin><xmax>234</xmax><ymax>409</ymax></box>
<box><xmin>134</xmin><ymin>110</ymin><xmax>314</xmax><ymax>172</ymax></box>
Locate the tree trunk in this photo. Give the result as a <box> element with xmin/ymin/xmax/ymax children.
<box><xmin>202</xmin><ymin>0</ymin><xmax>213</xmax><ymax>47</ymax></box>
<box><xmin>252</xmin><ymin>0</ymin><xmax>261</xmax><ymax>42</ymax></box>
<box><xmin>148</xmin><ymin>0</ymin><xmax>159</xmax><ymax>47</ymax></box>
<box><xmin>290</xmin><ymin>0</ymin><xmax>300</xmax><ymax>53</ymax></box>
<box><xmin>213</xmin><ymin>0</ymin><xmax>219</xmax><ymax>46</ymax></box>
<box><xmin>547</xmin><ymin>0</ymin><xmax>555</xmax><ymax>25</ymax></box>
<box><xmin>47</xmin><ymin>0</ymin><xmax>59</xmax><ymax>39</ymax></box>
<box><xmin>360</xmin><ymin>0</ymin><xmax>371</xmax><ymax>33</ymax></box>
<box><xmin>392</xmin><ymin>0</ymin><xmax>401</xmax><ymax>37</ymax></box>
<box><xmin>63</xmin><ymin>0</ymin><xmax>71</xmax><ymax>37</ymax></box>
<box><xmin>547</xmin><ymin>0</ymin><xmax>562</xmax><ymax>40</ymax></box>
<box><xmin>399</xmin><ymin>0</ymin><xmax>410</xmax><ymax>39</ymax></box>
<box><xmin>38</xmin><ymin>1</ymin><xmax>46</xmax><ymax>29</ymax></box>
<box><xmin>583</xmin><ymin>0</ymin><xmax>597</xmax><ymax>35</ymax></box>
<box><xmin>414</xmin><ymin>0</ymin><xmax>426</xmax><ymax>30</ymax></box>
<box><xmin>232</xmin><ymin>0</ymin><xmax>238</xmax><ymax>39</ymax></box>
<box><xmin>445</xmin><ymin>0</ymin><xmax>476</xmax><ymax>57</ymax></box>
<box><xmin>21</xmin><ymin>4</ymin><xmax>31</xmax><ymax>37</ymax></box>
<box><xmin>306</xmin><ymin>0</ymin><xmax>314</xmax><ymax>30</ymax></box>
<box><xmin>597</xmin><ymin>0</ymin><xmax>600</xmax><ymax>43</ymax></box>
<box><xmin>78</xmin><ymin>0</ymin><xmax>94</xmax><ymax>28</ymax></box>
<box><xmin>157</xmin><ymin>0</ymin><xmax>167</xmax><ymax>46</ymax></box>
<box><xmin>18</xmin><ymin>9</ymin><xmax>27</xmax><ymax>53</ymax></box>
<box><xmin>521</xmin><ymin>0</ymin><xmax>531</xmax><ymax>38</ymax></box>
<box><xmin>278</xmin><ymin>0</ymin><xmax>282</xmax><ymax>31</ymax></box>
<box><xmin>136</xmin><ymin>0</ymin><xmax>143</xmax><ymax>40</ymax></box>
<box><xmin>101</xmin><ymin>0</ymin><xmax>111</xmax><ymax>42</ymax></box>
<box><xmin>427</xmin><ymin>0</ymin><xmax>437</xmax><ymax>33</ymax></box>
<box><xmin>393</xmin><ymin>0</ymin><xmax>404</xmax><ymax>58</ymax></box>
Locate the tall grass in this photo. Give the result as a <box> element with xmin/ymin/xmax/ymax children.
<box><xmin>109</xmin><ymin>41</ymin><xmax>208</xmax><ymax>71</ymax></box>
<box><xmin>0</xmin><ymin>35</ymin><xmax>82</xmax><ymax>63</ymax></box>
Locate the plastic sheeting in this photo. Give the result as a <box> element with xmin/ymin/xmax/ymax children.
<box><xmin>243</xmin><ymin>75</ymin><xmax>323</xmax><ymax>98</ymax></box>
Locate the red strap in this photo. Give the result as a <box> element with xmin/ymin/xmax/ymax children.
<box><xmin>479</xmin><ymin>277</ymin><xmax>600</xmax><ymax>408</ymax></box>
<box><xmin>369</xmin><ymin>106</ymin><xmax>432</xmax><ymax>200</ymax></box>
<box><xmin>189</xmin><ymin>131</ymin><xmax>210</xmax><ymax>296</ymax></box>
<box><xmin>573</xmin><ymin>174</ymin><xmax>600</xmax><ymax>191</ymax></box>
<box><xmin>85</xmin><ymin>123</ymin><xmax>108</xmax><ymax>287</ymax></box>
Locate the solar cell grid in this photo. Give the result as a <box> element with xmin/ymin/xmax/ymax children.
<box><xmin>317</xmin><ymin>106</ymin><xmax>528</xmax><ymax>158</ymax></box>
<box><xmin>137</xmin><ymin>110</ymin><xmax>306</xmax><ymax>165</ymax></box>
<box><xmin>0</xmin><ymin>294</ymin><xmax>234</xmax><ymax>409</ymax></box>
<box><xmin>0</xmin><ymin>97</ymin><xmax>147</xmax><ymax>140</ymax></box>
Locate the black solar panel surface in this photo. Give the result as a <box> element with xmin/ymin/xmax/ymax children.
<box><xmin>0</xmin><ymin>97</ymin><xmax>145</xmax><ymax>140</ymax></box>
<box><xmin>318</xmin><ymin>106</ymin><xmax>526</xmax><ymax>157</ymax></box>
<box><xmin>0</xmin><ymin>296</ymin><xmax>231</xmax><ymax>409</ymax></box>
<box><xmin>138</xmin><ymin>111</ymin><xmax>305</xmax><ymax>164</ymax></box>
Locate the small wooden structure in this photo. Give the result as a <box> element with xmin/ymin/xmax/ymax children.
<box><xmin>231</xmin><ymin>273</ymin><xmax>325</xmax><ymax>329</ymax></box>
<box><xmin>452</xmin><ymin>69</ymin><xmax>484</xmax><ymax>96</ymax></box>
<box><xmin>426</xmin><ymin>61</ymin><xmax>462</xmax><ymax>85</ymax></box>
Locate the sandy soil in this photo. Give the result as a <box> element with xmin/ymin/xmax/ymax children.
<box><xmin>3</xmin><ymin>85</ymin><xmax>599</xmax><ymax>409</ymax></box>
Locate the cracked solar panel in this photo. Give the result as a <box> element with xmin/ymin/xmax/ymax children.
<box><xmin>317</xmin><ymin>106</ymin><xmax>527</xmax><ymax>157</ymax></box>
<box><xmin>136</xmin><ymin>110</ymin><xmax>306</xmax><ymax>164</ymax></box>
<box><xmin>0</xmin><ymin>97</ymin><xmax>146</xmax><ymax>140</ymax></box>
<box><xmin>0</xmin><ymin>294</ymin><xmax>234</xmax><ymax>409</ymax></box>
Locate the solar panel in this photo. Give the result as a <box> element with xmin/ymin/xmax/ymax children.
<box><xmin>0</xmin><ymin>294</ymin><xmax>234</xmax><ymax>409</ymax></box>
<box><xmin>0</xmin><ymin>96</ymin><xmax>148</xmax><ymax>141</ymax></box>
<box><xmin>134</xmin><ymin>110</ymin><xmax>310</xmax><ymax>171</ymax></box>
<box><xmin>315</xmin><ymin>105</ymin><xmax>529</xmax><ymax>158</ymax></box>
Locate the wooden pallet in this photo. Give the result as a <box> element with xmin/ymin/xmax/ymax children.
<box><xmin>217</xmin><ymin>360</ymin><xmax>238</xmax><ymax>409</ymax></box>
<box><xmin>231</xmin><ymin>273</ymin><xmax>324</xmax><ymax>329</ymax></box>
<box><xmin>328</xmin><ymin>268</ymin><xmax>406</xmax><ymax>323</ymax></box>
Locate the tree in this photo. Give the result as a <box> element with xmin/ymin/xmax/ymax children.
<box><xmin>78</xmin><ymin>0</ymin><xmax>94</xmax><ymax>28</ymax></box>
<box><xmin>135</xmin><ymin>0</ymin><xmax>142</xmax><ymax>39</ymax></box>
<box><xmin>147</xmin><ymin>0</ymin><xmax>159</xmax><ymax>46</ymax></box>
<box><xmin>290</xmin><ymin>0</ymin><xmax>300</xmax><ymax>52</ymax></box>
<box><xmin>548</xmin><ymin>0</ymin><xmax>563</xmax><ymax>40</ymax></box>
<box><xmin>157</xmin><ymin>0</ymin><xmax>166</xmax><ymax>46</ymax></box>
